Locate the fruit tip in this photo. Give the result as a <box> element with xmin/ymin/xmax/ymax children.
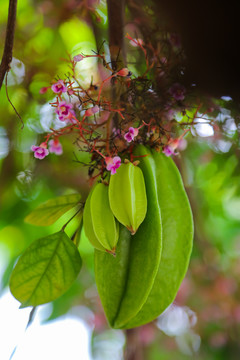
<box><xmin>127</xmin><ymin>226</ymin><xmax>137</xmax><ymax>235</ymax></box>
<box><xmin>106</xmin><ymin>248</ymin><xmax>116</xmax><ymax>257</ymax></box>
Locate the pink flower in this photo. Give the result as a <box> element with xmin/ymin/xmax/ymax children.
<box><xmin>163</xmin><ymin>139</ymin><xmax>179</xmax><ymax>157</ymax></box>
<box><xmin>56</xmin><ymin>101</ymin><xmax>75</xmax><ymax>122</ymax></box>
<box><xmin>84</xmin><ymin>105</ymin><xmax>100</xmax><ymax>117</ymax></box>
<box><xmin>124</xmin><ymin>127</ymin><xmax>139</xmax><ymax>142</ymax></box>
<box><xmin>73</xmin><ymin>54</ymin><xmax>84</xmax><ymax>62</ymax></box>
<box><xmin>117</xmin><ymin>68</ymin><xmax>132</xmax><ymax>77</ymax></box>
<box><xmin>169</xmin><ymin>83</ymin><xmax>186</xmax><ymax>101</ymax></box>
<box><xmin>49</xmin><ymin>139</ymin><xmax>63</xmax><ymax>155</ymax></box>
<box><xmin>31</xmin><ymin>143</ymin><xmax>49</xmax><ymax>160</ymax></box>
<box><xmin>163</xmin><ymin>145</ymin><xmax>175</xmax><ymax>157</ymax></box>
<box><xmin>51</xmin><ymin>80</ymin><xmax>68</xmax><ymax>94</ymax></box>
<box><xmin>105</xmin><ymin>156</ymin><xmax>121</xmax><ymax>175</ymax></box>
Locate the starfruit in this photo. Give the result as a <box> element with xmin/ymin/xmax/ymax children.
<box><xmin>95</xmin><ymin>152</ymin><xmax>162</xmax><ymax>328</ymax></box>
<box><xmin>83</xmin><ymin>183</ymin><xmax>119</xmax><ymax>254</ymax></box>
<box><xmin>91</xmin><ymin>183</ymin><xmax>119</xmax><ymax>252</ymax></box>
<box><xmin>83</xmin><ymin>188</ymin><xmax>106</xmax><ymax>252</ymax></box>
<box><xmin>95</xmin><ymin>145</ymin><xmax>193</xmax><ymax>329</ymax></box>
<box><xmin>108</xmin><ymin>162</ymin><xmax>147</xmax><ymax>234</ymax></box>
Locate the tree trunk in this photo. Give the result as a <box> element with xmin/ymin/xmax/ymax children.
<box><xmin>124</xmin><ymin>328</ymin><xmax>144</xmax><ymax>360</ymax></box>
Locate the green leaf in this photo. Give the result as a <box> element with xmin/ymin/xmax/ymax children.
<box><xmin>109</xmin><ymin>163</ymin><xmax>147</xmax><ymax>234</ymax></box>
<box><xmin>124</xmin><ymin>146</ymin><xmax>193</xmax><ymax>328</ymax></box>
<box><xmin>9</xmin><ymin>231</ymin><xmax>82</xmax><ymax>307</ymax></box>
<box><xmin>95</xmin><ymin>153</ymin><xmax>162</xmax><ymax>328</ymax></box>
<box><xmin>24</xmin><ymin>194</ymin><xmax>82</xmax><ymax>226</ymax></box>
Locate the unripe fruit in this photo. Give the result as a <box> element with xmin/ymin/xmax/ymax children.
<box><xmin>109</xmin><ymin>162</ymin><xmax>147</xmax><ymax>234</ymax></box>
<box><xmin>95</xmin><ymin>146</ymin><xmax>193</xmax><ymax>329</ymax></box>
<box><xmin>83</xmin><ymin>189</ymin><xmax>105</xmax><ymax>252</ymax></box>
<box><xmin>90</xmin><ymin>183</ymin><xmax>119</xmax><ymax>253</ymax></box>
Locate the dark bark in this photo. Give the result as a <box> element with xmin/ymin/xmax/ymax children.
<box><xmin>125</xmin><ymin>328</ymin><xmax>144</xmax><ymax>360</ymax></box>
<box><xmin>0</xmin><ymin>0</ymin><xmax>18</xmax><ymax>90</ymax></box>
<box><xmin>107</xmin><ymin>0</ymin><xmax>126</xmax><ymax>70</ymax></box>
<box><xmin>106</xmin><ymin>0</ymin><xmax>126</xmax><ymax>130</ymax></box>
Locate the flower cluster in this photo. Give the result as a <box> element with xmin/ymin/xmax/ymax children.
<box><xmin>31</xmin><ymin>143</ymin><xmax>49</xmax><ymax>160</ymax></box>
<box><xmin>32</xmin><ymin>139</ymin><xmax>62</xmax><ymax>159</ymax></box>
<box><xmin>34</xmin><ymin>33</ymin><xmax>215</xmax><ymax>179</ymax></box>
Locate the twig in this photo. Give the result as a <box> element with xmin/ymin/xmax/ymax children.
<box><xmin>9</xmin><ymin>306</ymin><xmax>37</xmax><ymax>360</ymax></box>
<box><xmin>61</xmin><ymin>206</ymin><xmax>83</xmax><ymax>232</ymax></box>
<box><xmin>0</xmin><ymin>0</ymin><xmax>18</xmax><ymax>90</ymax></box>
<box><xmin>5</xmin><ymin>72</ymin><xmax>24</xmax><ymax>128</ymax></box>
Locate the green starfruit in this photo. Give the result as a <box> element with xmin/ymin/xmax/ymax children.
<box><xmin>109</xmin><ymin>162</ymin><xmax>147</xmax><ymax>234</ymax></box>
<box><xmin>91</xmin><ymin>183</ymin><xmax>119</xmax><ymax>252</ymax></box>
<box><xmin>83</xmin><ymin>188</ymin><xmax>106</xmax><ymax>252</ymax></box>
<box><xmin>95</xmin><ymin>153</ymin><xmax>162</xmax><ymax>328</ymax></box>
<box><xmin>95</xmin><ymin>146</ymin><xmax>193</xmax><ymax>329</ymax></box>
<box><xmin>83</xmin><ymin>183</ymin><xmax>119</xmax><ymax>254</ymax></box>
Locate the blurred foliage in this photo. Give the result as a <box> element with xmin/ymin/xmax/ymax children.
<box><xmin>1</xmin><ymin>0</ymin><xmax>240</xmax><ymax>359</ymax></box>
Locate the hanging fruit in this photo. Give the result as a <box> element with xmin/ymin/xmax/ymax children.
<box><xmin>94</xmin><ymin>145</ymin><xmax>193</xmax><ymax>329</ymax></box>
<box><xmin>83</xmin><ymin>183</ymin><xmax>119</xmax><ymax>254</ymax></box>
<box><xmin>109</xmin><ymin>162</ymin><xmax>147</xmax><ymax>234</ymax></box>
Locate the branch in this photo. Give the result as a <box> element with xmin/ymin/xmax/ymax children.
<box><xmin>0</xmin><ymin>0</ymin><xmax>18</xmax><ymax>91</ymax></box>
<box><xmin>106</xmin><ymin>0</ymin><xmax>126</xmax><ymax>131</ymax></box>
<box><xmin>107</xmin><ymin>0</ymin><xmax>126</xmax><ymax>70</ymax></box>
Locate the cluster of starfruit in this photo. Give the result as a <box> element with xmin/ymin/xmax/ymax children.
<box><xmin>84</xmin><ymin>145</ymin><xmax>194</xmax><ymax>329</ymax></box>
<box><xmin>83</xmin><ymin>157</ymin><xmax>147</xmax><ymax>255</ymax></box>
